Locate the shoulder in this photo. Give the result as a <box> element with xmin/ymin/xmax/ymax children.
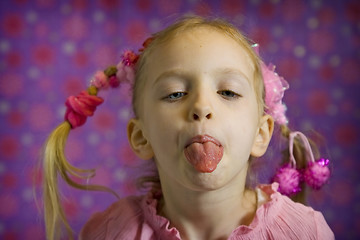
<box><xmin>79</xmin><ymin>195</ymin><xmax>149</xmax><ymax>240</ymax></box>
<box><xmin>256</xmin><ymin>183</ymin><xmax>334</xmax><ymax>240</ymax></box>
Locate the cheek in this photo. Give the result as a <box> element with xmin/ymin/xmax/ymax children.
<box><xmin>225</xmin><ymin>100</ymin><xmax>259</xmax><ymax>147</ymax></box>
<box><xmin>143</xmin><ymin>106</ymin><xmax>179</xmax><ymax>147</ymax></box>
<box><xmin>231</xmin><ymin>99</ymin><xmax>259</xmax><ymax>127</ymax></box>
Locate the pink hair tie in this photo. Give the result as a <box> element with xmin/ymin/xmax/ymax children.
<box><xmin>64</xmin><ymin>91</ymin><xmax>104</xmax><ymax>128</ymax></box>
<box><xmin>273</xmin><ymin>131</ymin><xmax>331</xmax><ymax>196</ymax></box>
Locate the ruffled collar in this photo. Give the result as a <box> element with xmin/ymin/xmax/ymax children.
<box><xmin>229</xmin><ymin>183</ymin><xmax>281</xmax><ymax>237</ymax></box>
<box><xmin>142</xmin><ymin>190</ymin><xmax>182</xmax><ymax>239</ymax></box>
<box><xmin>141</xmin><ymin>183</ymin><xmax>281</xmax><ymax>239</ymax></box>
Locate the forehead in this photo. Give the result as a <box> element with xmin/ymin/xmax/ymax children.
<box><xmin>144</xmin><ymin>27</ymin><xmax>255</xmax><ymax>82</ymax></box>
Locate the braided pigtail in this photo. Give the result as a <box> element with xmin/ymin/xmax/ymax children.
<box><xmin>43</xmin><ymin>50</ymin><xmax>140</xmax><ymax>239</ymax></box>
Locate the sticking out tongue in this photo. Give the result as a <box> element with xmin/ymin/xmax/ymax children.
<box><xmin>184</xmin><ymin>142</ymin><xmax>224</xmax><ymax>173</ymax></box>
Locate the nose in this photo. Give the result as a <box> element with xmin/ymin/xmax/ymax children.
<box><xmin>189</xmin><ymin>93</ymin><xmax>213</xmax><ymax>121</ymax></box>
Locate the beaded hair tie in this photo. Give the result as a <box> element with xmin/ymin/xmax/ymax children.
<box><xmin>63</xmin><ymin>37</ymin><xmax>155</xmax><ymax>128</ymax></box>
<box><xmin>64</xmin><ymin>51</ymin><xmax>140</xmax><ymax>129</ymax></box>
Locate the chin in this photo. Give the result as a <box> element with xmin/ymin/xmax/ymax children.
<box><xmin>182</xmin><ymin>165</ymin><xmax>240</xmax><ymax>192</ymax></box>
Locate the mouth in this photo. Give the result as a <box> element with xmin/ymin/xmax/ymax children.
<box><xmin>185</xmin><ymin>135</ymin><xmax>222</xmax><ymax>148</ymax></box>
<box><xmin>184</xmin><ymin>135</ymin><xmax>224</xmax><ymax>173</ymax></box>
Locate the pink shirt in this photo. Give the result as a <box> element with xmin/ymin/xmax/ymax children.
<box><xmin>80</xmin><ymin>183</ymin><xmax>334</xmax><ymax>240</ymax></box>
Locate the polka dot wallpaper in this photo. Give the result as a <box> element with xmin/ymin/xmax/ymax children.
<box><xmin>0</xmin><ymin>0</ymin><xmax>359</xmax><ymax>239</ymax></box>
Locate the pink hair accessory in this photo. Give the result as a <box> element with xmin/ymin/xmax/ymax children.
<box><xmin>90</xmin><ymin>49</ymin><xmax>140</xmax><ymax>90</ymax></box>
<box><xmin>273</xmin><ymin>164</ymin><xmax>302</xmax><ymax>196</ymax></box>
<box><xmin>252</xmin><ymin>44</ymin><xmax>289</xmax><ymax>125</ymax></box>
<box><xmin>289</xmin><ymin>132</ymin><xmax>330</xmax><ymax>189</ymax></box>
<box><xmin>122</xmin><ymin>50</ymin><xmax>139</xmax><ymax>66</ymax></box>
<box><xmin>108</xmin><ymin>75</ymin><xmax>120</xmax><ymax>88</ymax></box>
<box><xmin>90</xmin><ymin>71</ymin><xmax>109</xmax><ymax>89</ymax></box>
<box><xmin>116</xmin><ymin>62</ymin><xmax>135</xmax><ymax>84</ymax></box>
<box><xmin>303</xmin><ymin>158</ymin><xmax>330</xmax><ymax>189</ymax></box>
<box><xmin>64</xmin><ymin>38</ymin><xmax>152</xmax><ymax>129</ymax></box>
<box><xmin>65</xmin><ymin>91</ymin><xmax>104</xmax><ymax>128</ymax></box>
<box><xmin>116</xmin><ymin>50</ymin><xmax>139</xmax><ymax>84</ymax></box>
<box><xmin>272</xmin><ymin>135</ymin><xmax>302</xmax><ymax>195</ymax></box>
<box><xmin>273</xmin><ymin>131</ymin><xmax>331</xmax><ymax>196</ymax></box>
<box><xmin>261</xmin><ymin>62</ymin><xmax>289</xmax><ymax>125</ymax></box>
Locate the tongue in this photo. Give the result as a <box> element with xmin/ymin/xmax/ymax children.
<box><xmin>184</xmin><ymin>142</ymin><xmax>224</xmax><ymax>173</ymax></box>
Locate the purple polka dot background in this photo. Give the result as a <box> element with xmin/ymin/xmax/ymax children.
<box><xmin>0</xmin><ymin>0</ymin><xmax>359</xmax><ymax>239</ymax></box>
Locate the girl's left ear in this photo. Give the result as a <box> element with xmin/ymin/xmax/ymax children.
<box><xmin>251</xmin><ymin>115</ymin><xmax>274</xmax><ymax>157</ymax></box>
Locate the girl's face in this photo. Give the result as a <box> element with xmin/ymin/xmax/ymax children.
<box><xmin>129</xmin><ymin>27</ymin><xmax>272</xmax><ymax>190</ymax></box>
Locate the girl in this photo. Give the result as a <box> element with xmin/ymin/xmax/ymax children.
<box><xmin>43</xmin><ymin>16</ymin><xmax>334</xmax><ymax>240</ymax></box>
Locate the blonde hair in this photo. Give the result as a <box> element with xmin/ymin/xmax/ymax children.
<box><xmin>42</xmin><ymin>121</ymin><xmax>120</xmax><ymax>239</ymax></box>
<box><xmin>42</xmin><ymin>15</ymin><xmax>320</xmax><ymax>239</ymax></box>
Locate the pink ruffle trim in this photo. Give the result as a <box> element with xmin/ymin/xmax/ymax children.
<box><xmin>142</xmin><ymin>183</ymin><xmax>281</xmax><ymax>239</ymax></box>
<box><xmin>142</xmin><ymin>191</ymin><xmax>181</xmax><ymax>239</ymax></box>
<box><xmin>80</xmin><ymin>182</ymin><xmax>334</xmax><ymax>239</ymax></box>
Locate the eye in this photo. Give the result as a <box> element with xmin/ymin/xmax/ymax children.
<box><xmin>218</xmin><ymin>90</ymin><xmax>241</xmax><ymax>99</ymax></box>
<box><xmin>164</xmin><ymin>92</ymin><xmax>187</xmax><ymax>101</ymax></box>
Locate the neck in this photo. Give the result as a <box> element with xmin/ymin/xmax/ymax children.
<box><xmin>157</xmin><ymin>169</ymin><xmax>257</xmax><ymax>240</ymax></box>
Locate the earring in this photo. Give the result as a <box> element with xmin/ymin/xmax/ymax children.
<box><xmin>273</xmin><ymin>131</ymin><xmax>330</xmax><ymax>196</ymax></box>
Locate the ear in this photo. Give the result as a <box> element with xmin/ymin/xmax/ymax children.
<box><xmin>251</xmin><ymin>114</ymin><xmax>274</xmax><ymax>157</ymax></box>
<box><xmin>127</xmin><ymin>118</ymin><xmax>154</xmax><ymax>160</ymax></box>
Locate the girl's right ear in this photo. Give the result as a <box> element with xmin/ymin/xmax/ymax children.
<box><xmin>127</xmin><ymin>118</ymin><xmax>154</xmax><ymax>160</ymax></box>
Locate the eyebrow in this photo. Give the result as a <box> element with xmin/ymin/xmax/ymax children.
<box><xmin>213</xmin><ymin>67</ymin><xmax>251</xmax><ymax>86</ymax></box>
<box><xmin>153</xmin><ymin>67</ymin><xmax>251</xmax><ymax>86</ymax></box>
<box><xmin>153</xmin><ymin>69</ymin><xmax>189</xmax><ymax>86</ymax></box>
